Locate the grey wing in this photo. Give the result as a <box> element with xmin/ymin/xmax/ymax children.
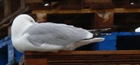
<box><xmin>25</xmin><ymin>23</ymin><xmax>93</xmax><ymax>46</ymax></box>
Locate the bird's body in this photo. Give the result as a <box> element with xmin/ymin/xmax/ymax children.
<box><xmin>11</xmin><ymin>14</ymin><xmax>104</xmax><ymax>53</ymax></box>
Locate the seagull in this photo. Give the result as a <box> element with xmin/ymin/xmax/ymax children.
<box><xmin>11</xmin><ymin>14</ymin><xmax>105</xmax><ymax>53</ymax></box>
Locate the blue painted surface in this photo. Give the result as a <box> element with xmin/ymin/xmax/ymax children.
<box><xmin>0</xmin><ymin>35</ymin><xmax>23</xmax><ymax>65</ymax></box>
<box><xmin>0</xmin><ymin>46</ymin><xmax>8</xmax><ymax>65</ymax></box>
<box><xmin>92</xmin><ymin>32</ymin><xmax>140</xmax><ymax>50</ymax></box>
<box><xmin>14</xmin><ymin>49</ymin><xmax>23</xmax><ymax>63</ymax></box>
<box><xmin>92</xmin><ymin>32</ymin><xmax>117</xmax><ymax>50</ymax></box>
<box><xmin>0</xmin><ymin>36</ymin><xmax>10</xmax><ymax>65</ymax></box>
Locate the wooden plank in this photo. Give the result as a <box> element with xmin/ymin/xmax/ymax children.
<box><xmin>32</xmin><ymin>8</ymin><xmax>140</xmax><ymax>14</ymax></box>
<box><xmin>26</xmin><ymin>58</ymin><xmax>47</xmax><ymax>65</ymax></box>
<box><xmin>24</xmin><ymin>50</ymin><xmax>140</xmax><ymax>65</ymax></box>
<box><xmin>85</xmin><ymin>0</ymin><xmax>112</xmax><ymax>4</ymax></box>
<box><xmin>25</xmin><ymin>0</ymin><xmax>43</xmax><ymax>3</ymax></box>
<box><xmin>25</xmin><ymin>50</ymin><xmax>140</xmax><ymax>55</ymax></box>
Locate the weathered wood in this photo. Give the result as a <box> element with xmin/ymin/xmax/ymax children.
<box><xmin>0</xmin><ymin>3</ymin><xmax>29</xmax><ymax>26</ymax></box>
<box><xmin>85</xmin><ymin>0</ymin><xmax>112</xmax><ymax>4</ymax></box>
<box><xmin>32</xmin><ymin>8</ymin><xmax>140</xmax><ymax>14</ymax></box>
<box><xmin>24</xmin><ymin>50</ymin><xmax>140</xmax><ymax>65</ymax></box>
<box><xmin>26</xmin><ymin>58</ymin><xmax>48</xmax><ymax>65</ymax></box>
<box><xmin>25</xmin><ymin>0</ymin><xmax>43</xmax><ymax>3</ymax></box>
<box><xmin>19</xmin><ymin>56</ymin><xmax>25</xmax><ymax>65</ymax></box>
<box><xmin>0</xmin><ymin>0</ymin><xmax>26</xmax><ymax>26</ymax></box>
<box><xmin>93</xmin><ymin>12</ymin><xmax>114</xmax><ymax>28</ymax></box>
<box><xmin>4</xmin><ymin>0</ymin><xmax>11</xmax><ymax>16</ymax></box>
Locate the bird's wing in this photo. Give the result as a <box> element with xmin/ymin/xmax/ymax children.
<box><xmin>25</xmin><ymin>22</ymin><xmax>93</xmax><ymax>47</ymax></box>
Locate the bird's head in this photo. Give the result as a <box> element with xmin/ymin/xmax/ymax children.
<box><xmin>11</xmin><ymin>14</ymin><xmax>36</xmax><ymax>38</ymax></box>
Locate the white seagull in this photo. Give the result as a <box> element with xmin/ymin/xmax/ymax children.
<box><xmin>11</xmin><ymin>14</ymin><xmax>104</xmax><ymax>53</ymax></box>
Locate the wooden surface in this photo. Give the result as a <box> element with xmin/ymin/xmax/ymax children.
<box><xmin>23</xmin><ymin>50</ymin><xmax>140</xmax><ymax>65</ymax></box>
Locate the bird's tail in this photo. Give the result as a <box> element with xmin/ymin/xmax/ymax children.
<box><xmin>66</xmin><ymin>38</ymin><xmax>104</xmax><ymax>50</ymax></box>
